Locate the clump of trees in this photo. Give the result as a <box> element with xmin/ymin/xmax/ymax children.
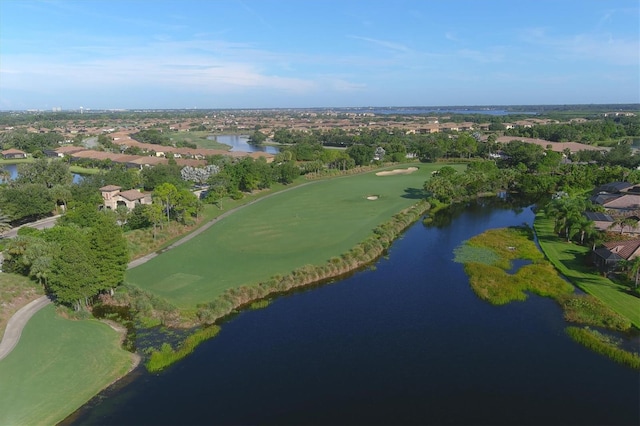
<box><xmin>3</xmin><ymin>207</ymin><xmax>129</xmax><ymax>311</ymax></box>
<box><xmin>0</xmin><ymin>159</ymin><xmax>71</xmax><ymax>223</ymax></box>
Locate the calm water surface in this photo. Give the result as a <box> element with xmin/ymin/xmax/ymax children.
<box><xmin>212</xmin><ymin>134</ymin><xmax>279</xmax><ymax>154</ymax></box>
<box><xmin>1</xmin><ymin>163</ymin><xmax>83</xmax><ymax>183</ymax></box>
<box><xmin>65</xmin><ymin>201</ymin><xmax>639</xmax><ymax>426</ymax></box>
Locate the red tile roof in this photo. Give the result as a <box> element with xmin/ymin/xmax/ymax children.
<box><xmin>603</xmin><ymin>239</ymin><xmax>640</xmax><ymax>260</ymax></box>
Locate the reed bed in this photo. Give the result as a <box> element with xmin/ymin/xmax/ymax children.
<box><xmin>145</xmin><ymin>325</ymin><xmax>221</xmax><ymax>372</ymax></box>
<box><xmin>566</xmin><ymin>327</ymin><xmax>640</xmax><ymax>370</ymax></box>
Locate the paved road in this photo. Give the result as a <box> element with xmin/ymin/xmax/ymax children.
<box><xmin>1</xmin><ymin>215</ymin><xmax>61</xmax><ymax>239</ymax></box>
<box><xmin>0</xmin><ymin>215</ymin><xmax>60</xmax><ymax>361</ymax></box>
<box><xmin>0</xmin><ymin>296</ymin><xmax>52</xmax><ymax>361</ymax></box>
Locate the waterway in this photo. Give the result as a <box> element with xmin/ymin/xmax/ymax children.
<box><xmin>1</xmin><ymin>163</ymin><xmax>83</xmax><ymax>183</ymax></box>
<box><xmin>211</xmin><ymin>134</ymin><xmax>280</xmax><ymax>154</ymax></box>
<box><xmin>64</xmin><ymin>199</ymin><xmax>639</xmax><ymax>425</ymax></box>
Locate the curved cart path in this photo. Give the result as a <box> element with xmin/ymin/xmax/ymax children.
<box><xmin>0</xmin><ymin>296</ymin><xmax>52</xmax><ymax>361</ymax></box>
<box><xmin>0</xmin><ymin>180</ymin><xmax>319</xmax><ymax>361</ymax></box>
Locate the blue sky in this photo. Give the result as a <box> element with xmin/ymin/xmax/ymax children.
<box><xmin>0</xmin><ymin>0</ymin><xmax>638</xmax><ymax>110</ymax></box>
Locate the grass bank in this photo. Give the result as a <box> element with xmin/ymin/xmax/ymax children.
<box><xmin>534</xmin><ymin>213</ymin><xmax>640</xmax><ymax>328</ymax></box>
<box><xmin>0</xmin><ymin>304</ymin><xmax>135</xmax><ymax>425</ymax></box>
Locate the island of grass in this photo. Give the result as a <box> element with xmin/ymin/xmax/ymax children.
<box><xmin>0</xmin><ymin>304</ymin><xmax>136</xmax><ymax>425</ymax></box>
<box><xmin>454</xmin><ymin>226</ymin><xmax>640</xmax><ymax>369</ymax></box>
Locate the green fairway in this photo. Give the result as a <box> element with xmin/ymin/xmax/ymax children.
<box><xmin>0</xmin><ymin>305</ymin><xmax>134</xmax><ymax>426</ymax></box>
<box><xmin>535</xmin><ymin>214</ymin><xmax>640</xmax><ymax>328</ymax></box>
<box><xmin>127</xmin><ymin>164</ymin><xmax>460</xmax><ymax>308</ymax></box>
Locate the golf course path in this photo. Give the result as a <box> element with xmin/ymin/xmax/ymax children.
<box><xmin>0</xmin><ymin>295</ymin><xmax>51</xmax><ymax>361</ymax></box>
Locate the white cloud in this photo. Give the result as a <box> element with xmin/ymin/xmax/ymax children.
<box><xmin>521</xmin><ymin>27</ymin><xmax>639</xmax><ymax>66</ymax></box>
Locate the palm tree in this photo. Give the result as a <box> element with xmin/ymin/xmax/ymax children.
<box><xmin>624</xmin><ymin>256</ymin><xmax>640</xmax><ymax>288</ymax></box>
<box><xmin>571</xmin><ymin>216</ymin><xmax>597</xmax><ymax>245</ymax></box>
<box><xmin>609</xmin><ymin>217</ymin><xmax>638</xmax><ymax>235</ymax></box>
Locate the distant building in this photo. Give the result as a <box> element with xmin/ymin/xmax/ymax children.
<box><xmin>1</xmin><ymin>148</ymin><xmax>27</xmax><ymax>159</ymax></box>
<box><xmin>100</xmin><ymin>185</ymin><xmax>152</xmax><ymax>210</ymax></box>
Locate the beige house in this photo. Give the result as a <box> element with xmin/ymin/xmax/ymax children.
<box><xmin>1</xmin><ymin>148</ymin><xmax>27</xmax><ymax>159</ymax></box>
<box><xmin>100</xmin><ymin>185</ymin><xmax>152</xmax><ymax>210</ymax></box>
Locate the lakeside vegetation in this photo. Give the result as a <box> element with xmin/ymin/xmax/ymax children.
<box><xmin>146</xmin><ymin>325</ymin><xmax>220</xmax><ymax>372</ymax></box>
<box><xmin>455</xmin><ymin>226</ymin><xmax>638</xmax><ymax>368</ymax></box>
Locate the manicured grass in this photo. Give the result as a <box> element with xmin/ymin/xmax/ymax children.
<box><xmin>534</xmin><ymin>213</ymin><xmax>640</xmax><ymax>328</ymax></box>
<box><xmin>0</xmin><ymin>158</ymin><xmax>33</xmax><ymax>166</ymax></box>
<box><xmin>0</xmin><ymin>305</ymin><xmax>134</xmax><ymax>426</ymax></box>
<box><xmin>69</xmin><ymin>165</ymin><xmax>101</xmax><ymax>175</ymax></box>
<box><xmin>126</xmin><ymin>164</ymin><xmax>463</xmax><ymax>308</ymax></box>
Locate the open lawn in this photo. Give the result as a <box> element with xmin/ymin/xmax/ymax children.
<box><xmin>535</xmin><ymin>214</ymin><xmax>640</xmax><ymax>328</ymax></box>
<box><xmin>0</xmin><ymin>304</ymin><xmax>134</xmax><ymax>426</ymax></box>
<box><xmin>127</xmin><ymin>164</ymin><xmax>463</xmax><ymax>308</ymax></box>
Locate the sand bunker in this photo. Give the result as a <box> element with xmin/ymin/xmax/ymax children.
<box><xmin>375</xmin><ymin>167</ymin><xmax>418</xmax><ymax>176</ymax></box>
<box><xmin>366</xmin><ymin>195</ymin><xmax>379</xmax><ymax>200</ymax></box>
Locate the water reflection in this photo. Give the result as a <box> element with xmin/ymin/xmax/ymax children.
<box><xmin>1</xmin><ymin>163</ymin><xmax>83</xmax><ymax>183</ymax></box>
<box><xmin>211</xmin><ymin>134</ymin><xmax>280</xmax><ymax>154</ymax></box>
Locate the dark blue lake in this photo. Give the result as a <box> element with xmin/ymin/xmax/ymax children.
<box><xmin>64</xmin><ymin>200</ymin><xmax>639</xmax><ymax>426</ymax></box>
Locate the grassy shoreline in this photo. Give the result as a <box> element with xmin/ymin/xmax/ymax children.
<box><xmin>455</xmin><ymin>225</ymin><xmax>639</xmax><ymax>369</ymax></box>
<box><xmin>141</xmin><ymin>199</ymin><xmax>431</xmax><ymax>370</ymax></box>
<box><xmin>534</xmin><ymin>213</ymin><xmax>640</xmax><ymax>328</ymax></box>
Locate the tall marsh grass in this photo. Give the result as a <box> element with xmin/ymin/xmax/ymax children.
<box><xmin>566</xmin><ymin>327</ymin><xmax>640</xmax><ymax>370</ymax></box>
<box><xmin>458</xmin><ymin>225</ymin><xmax>637</xmax><ymax>367</ymax></box>
<box><xmin>145</xmin><ymin>325</ymin><xmax>221</xmax><ymax>372</ymax></box>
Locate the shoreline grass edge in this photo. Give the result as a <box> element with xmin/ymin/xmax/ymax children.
<box><xmin>143</xmin><ymin>199</ymin><xmax>430</xmax><ymax>371</ymax></box>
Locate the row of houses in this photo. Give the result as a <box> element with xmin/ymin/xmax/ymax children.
<box><xmin>589</xmin><ymin>181</ymin><xmax>640</xmax><ymax>274</ymax></box>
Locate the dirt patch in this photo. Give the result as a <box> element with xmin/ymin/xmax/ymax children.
<box><xmin>375</xmin><ymin>167</ymin><xmax>418</xmax><ymax>176</ymax></box>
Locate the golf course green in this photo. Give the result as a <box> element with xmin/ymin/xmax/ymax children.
<box><xmin>126</xmin><ymin>164</ymin><xmax>458</xmax><ymax>308</ymax></box>
<box><xmin>0</xmin><ymin>304</ymin><xmax>135</xmax><ymax>426</ymax></box>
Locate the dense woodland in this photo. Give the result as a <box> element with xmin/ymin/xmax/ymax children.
<box><xmin>2</xmin><ymin>109</ymin><xmax>640</xmax><ymax>310</ymax></box>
